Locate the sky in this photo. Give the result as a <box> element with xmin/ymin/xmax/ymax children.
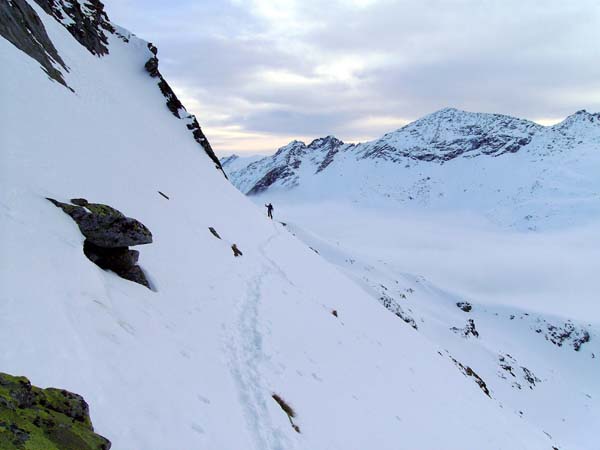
<box><xmin>102</xmin><ymin>0</ymin><xmax>600</xmax><ymax>155</ymax></box>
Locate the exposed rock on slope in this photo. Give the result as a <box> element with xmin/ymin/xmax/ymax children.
<box><xmin>0</xmin><ymin>372</ymin><xmax>110</xmax><ymax>450</ymax></box>
<box><xmin>47</xmin><ymin>198</ymin><xmax>153</xmax><ymax>288</ymax></box>
<box><xmin>144</xmin><ymin>43</ymin><xmax>225</xmax><ymax>176</ymax></box>
<box><xmin>0</xmin><ymin>0</ymin><xmax>69</xmax><ymax>87</ymax></box>
<box><xmin>33</xmin><ymin>0</ymin><xmax>114</xmax><ymax>56</ymax></box>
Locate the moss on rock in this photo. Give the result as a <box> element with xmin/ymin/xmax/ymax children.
<box><xmin>0</xmin><ymin>373</ymin><xmax>110</xmax><ymax>450</ymax></box>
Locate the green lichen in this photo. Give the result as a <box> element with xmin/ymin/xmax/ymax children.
<box><xmin>0</xmin><ymin>373</ymin><xmax>110</xmax><ymax>450</ymax></box>
<box><xmin>84</xmin><ymin>203</ymin><xmax>124</xmax><ymax>218</ymax></box>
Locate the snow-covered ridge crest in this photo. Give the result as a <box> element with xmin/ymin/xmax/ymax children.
<box><xmin>1</xmin><ymin>0</ymin><xmax>225</xmax><ymax>174</ymax></box>
<box><xmin>223</xmin><ymin>107</ymin><xmax>600</xmax><ymax>229</ymax></box>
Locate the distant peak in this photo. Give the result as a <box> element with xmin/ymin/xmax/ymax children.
<box><xmin>308</xmin><ymin>135</ymin><xmax>344</xmax><ymax>148</ymax></box>
<box><xmin>556</xmin><ymin>109</ymin><xmax>600</xmax><ymax>128</ymax></box>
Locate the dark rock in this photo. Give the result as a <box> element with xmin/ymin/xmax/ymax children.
<box><xmin>521</xmin><ymin>366</ymin><xmax>540</xmax><ymax>387</ymax></box>
<box><xmin>231</xmin><ymin>244</ymin><xmax>243</xmax><ymax>257</ymax></box>
<box><xmin>145</xmin><ymin>56</ymin><xmax>160</xmax><ymax>77</ymax></box>
<box><xmin>0</xmin><ymin>372</ymin><xmax>111</xmax><ymax>450</ymax></box>
<box><xmin>542</xmin><ymin>321</ymin><xmax>590</xmax><ymax>351</ymax></box>
<box><xmin>272</xmin><ymin>394</ymin><xmax>301</xmax><ymax>433</ymax></box>
<box><xmin>331</xmin><ymin>310</ymin><xmax>338</xmax><ymax>318</ymax></box>
<box><xmin>448</xmin><ymin>355</ymin><xmax>491</xmax><ymax>398</ymax></box>
<box><xmin>48</xmin><ymin>198</ymin><xmax>152</xmax><ymax>289</ymax></box>
<box><xmin>83</xmin><ymin>241</ymin><xmax>139</xmax><ymax>271</ymax></box>
<box><xmin>143</xmin><ymin>44</ymin><xmax>226</xmax><ymax>178</ymax></box>
<box><xmin>48</xmin><ymin>198</ymin><xmax>151</xmax><ymax>248</ymax></box>
<box><xmin>70</xmin><ymin>198</ymin><xmax>89</xmax><ymax>207</ymax></box>
<box><xmin>33</xmin><ymin>0</ymin><xmax>114</xmax><ymax>56</ymax></box>
<box><xmin>314</xmin><ymin>136</ymin><xmax>345</xmax><ymax>173</ymax></box>
<box><xmin>116</xmin><ymin>265</ymin><xmax>150</xmax><ymax>288</ymax></box>
<box><xmin>379</xmin><ymin>292</ymin><xmax>418</xmax><ymax>330</ymax></box>
<box><xmin>158</xmin><ymin>191</ymin><xmax>169</xmax><ymax>200</ymax></box>
<box><xmin>456</xmin><ymin>301</ymin><xmax>472</xmax><ymax>312</ymax></box>
<box><xmin>0</xmin><ymin>0</ymin><xmax>70</xmax><ymax>88</ymax></box>
<box><xmin>208</xmin><ymin>227</ymin><xmax>221</xmax><ymax>239</ymax></box>
<box><xmin>451</xmin><ymin>318</ymin><xmax>479</xmax><ymax>338</ymax></box>
<box><xmin>247</xmin><ymin>166</ymin><xmax>294</xmax><ymax>195</ymax></box>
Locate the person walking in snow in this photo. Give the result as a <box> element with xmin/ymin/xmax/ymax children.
<box><xmin>265</xmin><ymin>203</ymin><xmax>274</xmax><ymax>219</ymax></box>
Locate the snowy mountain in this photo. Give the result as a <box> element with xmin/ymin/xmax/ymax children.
<box><xmin>0</xmin><ymin>1</ymin><xmax>596</xmax><ymax>449</ymax></box>
<box><xmin>223</xmin><ymin>108</ymin><xmax>600</xmax><ymax>230</ymax></box>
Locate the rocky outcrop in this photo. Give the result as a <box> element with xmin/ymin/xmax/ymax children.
<box><xmin>33</xmin><ymin>0</ymin><xmax>114</xmax><ymax>56</ymax></box>
<box><xmin>47</xmin><ymin>197</ymin><xmax>152</xmax><ymax>288</ymax></box>
<box><xmin>0</xmin><ymin>0</ymin><xmax>70</xmax><ymax>88</ymax></box>
<box><xmin>247</xmin><ymin>165</ymin><xmax>294</xmax><ymax>195</ymax></box>
<box><xmin>144</xmin><ymin>43</ymin><xmax>226</xmax><ymax>177</ymax></box>
<box><xmin>451</xmin><ymin>318</ymin><xmax>480</xmax><ymax>338</ymax></box>
<box><xmin>49</xmin><ymin>198</ymin><xmax>152</xmax><ymax>248</ymax></box>
<box><xmin>447</xmin><ymin>354</ymin><xmax>491</xmax><ymax>398</ymax></box>
<box><xmin>314</xmin><ymin>136</ymin><xmax>346</xmax><ymax>173</ymax></box>
<box><xmin>539</xmin><ymin>321</ymin><xmax>590</xmax><ymax>351</ymax></box>
<box><xmin>497</xmin><ymin>353</ymin><xmax>541</xmax><ymax>390</ymax></box>
<box><xmin>208</xmin><ymin>227</ymin><xmax>221</xmax><ymax>239</ymax></box>
<box><xmin>0</xmin><ymin>372</ymin><xmax>111</xmax><ymax>449</ymax></box>
<box><xmin>456</xmin><ymin>301</ymin><xmax>472</xmax><ymax>312</ymax></box>
<box><xmin>231</xmin><ymin>244</ymin><xmax>243</xmax><ymax>257</ymax></box>
<box><xmin>379</xmin><ymin>292</ymin><xmax>418</xmax><ymax>330</ymax></box>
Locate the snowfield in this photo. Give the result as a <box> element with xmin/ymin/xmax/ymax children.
<box><xmin>240</xmin><ymin>199</ymin><xmax>599</xmax><ymax>450</ymax></box>
<box><xmin>0</xmin><ymin>1</ymin><xmax>597</xmax><ymax>449</ymax></box>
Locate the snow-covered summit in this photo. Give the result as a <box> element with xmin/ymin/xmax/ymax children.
<box><xmin>368</xmin><ymin>107</ymin><xmax>543</xmax><ymax>161</ymax></box>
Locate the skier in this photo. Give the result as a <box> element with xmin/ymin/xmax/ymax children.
<box><xmin>265</xmin><ymin>203</ymin><xmax>274</xmax><ymax>219</ymax></box>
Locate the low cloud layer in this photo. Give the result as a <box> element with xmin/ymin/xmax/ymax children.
<box><xmin>103</xmin><ymin>0</ymin><xmax>600</xmax><ymax>154</ymax></box>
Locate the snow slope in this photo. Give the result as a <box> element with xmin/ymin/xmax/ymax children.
<box><xmin>0</xmin><ymin>1</ymin><xmax>567</xmax><ymax>449</ymax></box>
<box><xmin>264</xmin><ymin>203</ymin><xmax>599</xmax><ymax>450</ymax></box>
<box><xmin>224</xmin><ymin>108</ymin><xmax>600</xmax><ymax>231</ymax></box>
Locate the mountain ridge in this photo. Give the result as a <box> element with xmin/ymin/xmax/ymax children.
<box><xmin>223</xmin><ymin>107</ymin><xmax>600</xmax><ymax>229</ymax></box>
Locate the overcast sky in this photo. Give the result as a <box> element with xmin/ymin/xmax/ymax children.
<box><xmin>102</xmin><ymin>0</ymin><xmax>600</xmax><ymax>154</ymax></box>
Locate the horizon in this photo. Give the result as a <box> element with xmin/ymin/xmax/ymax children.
<box><xmin>216</xmin><ymin>107</ymin><xmax>588</xmax><ymax>157</ymax></box>
<box><xmin>102</xmin><ymin>0</ymin><xmax>600</xmax><ymax>155</ymax></box>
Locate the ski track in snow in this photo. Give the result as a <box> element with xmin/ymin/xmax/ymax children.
<box><xmin>226</xmin><ymin>228</ymin><xmax>291</xmax><ymax>450</ymax></box>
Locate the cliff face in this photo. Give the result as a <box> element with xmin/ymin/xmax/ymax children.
<box><xmin>0</xmin><ymin>0</ymin><xmax>70</xmax><ymax>87</ymax></box>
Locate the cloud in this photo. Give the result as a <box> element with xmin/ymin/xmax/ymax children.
<box><xmin>102</xmin><ymin>0</ymin><xmax>600</xmax><ymax>153</ymax></box>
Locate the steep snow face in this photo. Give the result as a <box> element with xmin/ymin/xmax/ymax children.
<box><xmin>0</xmin><ymin>2</ymin><xmax>560</xmax><ymax>450</ymax></box>
<box><xmin>226</xmin><ymin>108</ymin><xmax>600</xmax><ymax>230</ymax></box>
